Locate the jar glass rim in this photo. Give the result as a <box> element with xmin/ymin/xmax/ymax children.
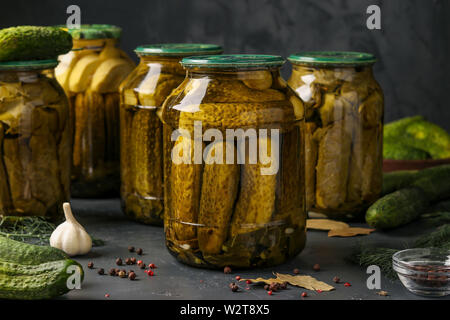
<box><xmin>135</xmin><ymin>44</ymin><xmax>223</xmax><ymax>56</ymax></box>
<box><xmin>59</xmin><ymin>24</ymin><xmax>122</xmax><ymax>40</ymax></box>
<box><xmin>181</xmin><ymin>54</ymin><xmax>285</xmax><ymax>69</ymax></box>
<box><xmin>0</xmin><ymin>59</ymin><xmax>58</xmax><ymax>71</ymax></box>
<box><xmin>288</xmin><ymin>51</ymin><xmax>376</xmax><ymax>66</ymax></box>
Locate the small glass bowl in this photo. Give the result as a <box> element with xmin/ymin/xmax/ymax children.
<box><xmin>393</xmin><ymin>248</ymin><xmax>450</xmax><ymax>297</ymax></box>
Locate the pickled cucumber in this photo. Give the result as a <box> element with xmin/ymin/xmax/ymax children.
<box><xmin>198</xmin><ymin>141</ymin><xmax>239</xmax><ymax>254</ymax></box>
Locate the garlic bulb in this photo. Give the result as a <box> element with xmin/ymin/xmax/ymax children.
<box><xmin>50</xmin><ymin>202</ymin><xmax>92</xmax><ymax>256</ymax></box>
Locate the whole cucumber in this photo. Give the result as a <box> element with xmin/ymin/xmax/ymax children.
<box><xmin>0</xmin><ymin>235</ymin><xmax>68</xmax><ymax>265</ymax></box>
<box><xmin>366</xmin><ymin>187</ymin><xmax>429</xmax><ymax>229</ymax></box>
<box><xmin>0</xmin><ymin>259</ymin><xmax>83</xmax><ymax>300</ymax></box>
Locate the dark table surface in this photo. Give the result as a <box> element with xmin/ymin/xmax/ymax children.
<box><xmin>64</xmin><ymin>198</ymin><xmax>449</xmax><ymax>300</ymax></box>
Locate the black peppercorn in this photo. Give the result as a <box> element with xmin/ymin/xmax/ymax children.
<box><xmin>136</xmin><ymin>248</ymin><xmax>143</xmax><ymax>255</ymax></box>
<box><xmin>116</xmin><ymin>258</ymin><xmax>123</xmax><ymax>266</ymax></box>
<box><xmin>87</xmin><ymin>262</ymin><xmax>94</xmax><ymax>269</ymax></box>
<box><xmin>108</xmin><ymin>268</ymin><xmax>116</xmax><ymax>276</ymax></box>
<box><xmin>224</xmin><ymin>266</ymin><xmax>232</xmax><ymax>274</ymax></box>
<box><xmin>128</xmin><ymin>246</ymin><xmax>135</xmax><ymax>252</ymax></box>
<box><xmin>128</xmin><ymin>272</ymin><xmax>136</xmax><ymax>280</ymax></box>
<box><xmin>97</xmin><ymin>268</ymin><xmax>104</xmax><ymax>275</ymax></box>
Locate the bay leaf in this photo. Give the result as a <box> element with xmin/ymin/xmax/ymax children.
<box><xmin>328</xmin><ymin>227</ymin><xmax>375</xmax><ymax>237</ymax></box>
<box><xmin>275</xmin><ymin>273</ymin><xmax>334</xmax><ymax>291</ymax></box>
<box><xmin>306</xmin><ymin>219</ymin><xmax>349</xmax><ymax>231</ymax></box>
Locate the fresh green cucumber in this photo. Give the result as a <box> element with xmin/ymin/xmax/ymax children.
<box><xmin>366</xmin><ymin>187</ymin><xmax>430</xmax><ymax>229</ymax></box>
<box><xmin>367</xmin><ymin>164</ymin><xmax>450</xmax><ymax>229</ymax></box>
<box><xmin>0</xmin><ymin>235</ymin><xmax>68</xmax><ymax>265</ymax></box>
<box><xmin>382</xmin><ymin>170</ymin><xmax>418</xmax><ymax>195</ymax></box>
<box><xmin>0</xmin><ymin>259</ymin><xmax>83</xmax><ymax>300</ymax></box>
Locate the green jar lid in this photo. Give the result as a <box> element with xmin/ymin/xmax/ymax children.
<box><xmin>0</xmin><ymin>59</ymin><xmax>58</xmax><ymax>71</ymax></box>
<box><xmin>288</xmin><ymin>51</ymin><xmax>377</xmax><ymax>66</ymax></box>
<box><xmin>62</xmin><ymin>24</ymin><xmax>122</xmax><ymax>40</ymax></box>
<box><xmin>181</xmin><ymin>54</ymin><xmax>285</xmax><ymax>68</ymax></box>
<box><xmin>135</xmin><ymin>44</ymin><xmax>223</xmax><ymax>56</ymax></box>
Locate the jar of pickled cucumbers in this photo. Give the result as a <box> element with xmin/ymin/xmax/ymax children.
<box><xmin>0</xmin><ymin>60</ymin><xmax>71</xmax><ymax>221</ymax></box>
<box><xmin>162</xmin><ymin>55</ymin><xmax>307</xmax><ymax>268</ymax></box>
<box><xmin>55</xmin><ymin>24</ymin><xmax>135</xmax><ymax>198</ymax></box>
<box><xmin>119</xmin><ymin>44</ymin><xmax>223</xmax><ymax>225</ymax></box>
<box><xmin>287</xmin><ymin>52</ymin><xmax>384</xmax><ymax>220</ymax></box>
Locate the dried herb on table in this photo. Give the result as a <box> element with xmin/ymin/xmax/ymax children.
<box><xmin>0</xmin><ymin>215</ymin><xmax>105</xmax><ymax>246</ymax></box>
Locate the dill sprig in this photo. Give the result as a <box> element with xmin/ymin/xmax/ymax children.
<box><xmin>350</xmin><ymin>224</ymin><xmax>450</xmax><ymax>280</ymax></box>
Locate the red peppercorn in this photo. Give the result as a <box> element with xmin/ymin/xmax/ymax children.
<box><xmin>246</xmin><ymin>280</ymin><xmax>252</xmax><ymax>284</ymax></box>
<box><xmin>313</xmin><ymin>264</ymin><xmax>321</xmax><ymax>271</ymax></box>
<box><xmin>137</xmin><ymin>260</ymin><xmax>143</xmax><ymax>265</ymax></box>
<box><xmin>316</xmin><ymin>289</ymin><xmax>323</xmax><ymax>293</ymax></box>
<box><xmin>147</xmin><ymin>270</ymin><xmax>154</xmax><ymax>276</ymax></box>
<box><xmin>267</xmin><ymin>290</ymin><xmax>273</xmax><ymax>296</ymax></box>
<box><xmin>148</xmin><ymin>263</ymin><xmax>156</xmax><ymax>269</ymax></box>
<box><xmin>344</xmin><ymin>282</ymin><xmax>351</xmax><ymax>287</ymax></box>
<box><xmin>105</xmin><ymin>294</ymin><xmax>110</xmax><ymax>298</ymax></box>
<box><xmin>301</xmin><ymin>292</ymin><xmax>307</xmax><ymax>298</ymax></box>
<box><xmin>87</xmin><ymin>262</ymin><xmax>94</xmax><ymax>269</ymax></box>
<box><xmin>235</xmin><ymin>276</ymin><xmax>241</xmax><ymax>281</ymax></box>
<box><xmin>224</xmin><ymin>266</ymin><xmax>232</xmax><ymax>274</ymax></box>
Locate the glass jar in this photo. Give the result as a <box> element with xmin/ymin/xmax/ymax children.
<box><xmin>119</xmin><ymin>44</ymin><xmax>223</xmax><ymax>225</ymax></box>
<box><xmin>287</xmin><ymin>52</ymin><xmax>384</xmax><ymax>220</ymax></box>
<box><xmin>0</xmin><ymin>60</ymin><xmax>71</xmax><ymax>221</ymax></box>
<box><xmin>55</xmin><ymin>25</ymin><xmax>135</xmax><ymax>198</ymax></box>
<box><xmin>162</xmin><ymin>55</ymin><xmax>306</xmax><ymax>268</ymax></box>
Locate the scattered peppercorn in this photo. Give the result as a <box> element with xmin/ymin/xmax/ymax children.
<box><xmin>269</xmin><ymin>282</ymin><xmax>280</xmax><ymax>292</ymax></box>
<box><xmin>301</xmin><ymin>292</ymin><xmax>307</xmax><ymax>298</ymax></box>
<box><xmin>333</xmin><ymin>276</ymin><xmax>340</xmax><ymax>283</ymax></box>
<box><xmin>97</xmin><ymin>268</ymin><xmax>104</xmax><ymax>275</ymax></box>
<box><xmin>377</xmin><ymin>290</ymin><xmax>389</xmax><ymax>296</ymax></box>
<box><xmin>115</xmin><ymin>268</ymin><xmax>121</xmax><ymax>274</ymax></box>
<box><xmin>130</xmin><ymin>257</ymin><xmax>137</xmax><ymax>265</ymax></box>
<box><xmin>267</xmin><ymin>290</ymin><xmax>273</xmax><ymax>296</ymax></box>
<box><xmin>293</xmin><ymin>268</ymin><xmax>300</xmax><ymax>274</ymax></box>
<box><xmin>246</xmin><ymin>280</ymin><xmax>252</xmax><ymax>284</ymax></box>
<box><xmin>280</xmin><ymin>282</ymin><xmax>288</xmax><ymax>290</ymax></box>
<box><xmin>105</xmin><ymin>294</ymin><xmax>110</xmax><ymax>298</ymax></box>
<box><xmin>231</xmin><ymin>284</ymin><xmax>239</xmax><ymax>292</ymax></box>
<box><xmin>118</xmin><ymin>271</ymin><xmax>126</xmax><ymax>278</ymax></box>
<box><xmin>128</xmin><ymin>246</ymin><xmax>135</xmax><ymax>252</ymax></box>
<box><xmin>235</xmin><ymin>276</ymin><xmax>241</xmax><ymax>281</ymax></box>
<box><xmin>138</xmin><ymin>261</ymin><xmax>145</xmax><ymax>269</ymax></box>
<box><xmin>264</xmin><ymin>284</ymin><xmax>270</xmax><ymax>291</ymax></box>
<box><xmin>224</xmin><ymin>266</ymin><xmax>232</xmax><ymax>274</ymax></box>
<box><xmin>128</xmin><ymin>272</ymin><xmax>136</xmax><ymax>280</ymax></box>
<box><xmin>136</xmin><ymin>248</ymin><xmax>143</xmax><ymax>255</ymax></box>
<box><xmin>229</xmin><ymin>282</ymin><xmax>235</xmax><ymax>289</ymax></box>
<box><xmin>344</xmin><ymin>282</ymin><xmax>351</xmax><ymax>287</ymax></box>
<box><xmin>148</xmin><ymin>263</ymin><xmax>156</xmax><ymax>269</ymax></box>
<box><xmin>128</xmin><ymin>270</ymin><xmax>134</xmax><ymax>275</ymax></box>
<box><xmin>87</xmin><ymin>262</ymin><xmax>94</xmax><ymax>269</ymax></box>
<box><xmin>108</xmin><ymin>268</ymin><xmax>116</xmax><ymax>276</ymax></box>
<box><xmin>125</xmin><ymin>258</ymin><xmax>132</xmax><ymax>265</ymax></box>
<box><xmin>316</xmin><ymin>289</ymin><xmax>323</xmax><ymax>293</ymax></box>
<box><xmin>116</xmin><ymin>258</ymin><xmax>123</xmax><ymax>266</ymax></box>
<box><xmin>313</xmin><ymin>264</ymin><xmax>321</xmax><ymax>271</ymax></box>
<box><xmin>146</xmin><ymin>270</ymin><xmax>154</xmax><ymax>276</ymax></box>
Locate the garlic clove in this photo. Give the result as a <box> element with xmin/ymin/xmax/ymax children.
<box><xmin>50</xmin><ymin>202</ymin><xmax>92</xmax><ymax>256</ymax></box>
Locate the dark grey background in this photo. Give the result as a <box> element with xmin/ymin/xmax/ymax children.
<box><xmin>1</xmin><ymin>0</ymin><xmax>449</xmax><ymax>129</ymax></box>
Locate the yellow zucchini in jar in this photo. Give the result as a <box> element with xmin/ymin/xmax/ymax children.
<box><xmin>198</xmin><ymin>141</ymin><xmax>239</xmax><ymax>254</ymax></box>
<box><xmin>230</xmin><ymin>137</ymin><xmax>278</xmax><ymax>237</ymax></box>
<box><xmin>170</xmin><ymin>135</ymin><xmax>203</xmax><ymax>242</ymax></box>
<box><xmin>84</xmin><ymin>90</ymin><xmax>106</xmax><ymax>170</ymax></box>
<box><xmin>90</xmin><ymin>58</ymin><xmax>134</xmax><ymax>93</ymax></box>
<box><xmin>68</xmin><ymin>54</ymin><xmax>101</xmax><ymax>93</ymax></box>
